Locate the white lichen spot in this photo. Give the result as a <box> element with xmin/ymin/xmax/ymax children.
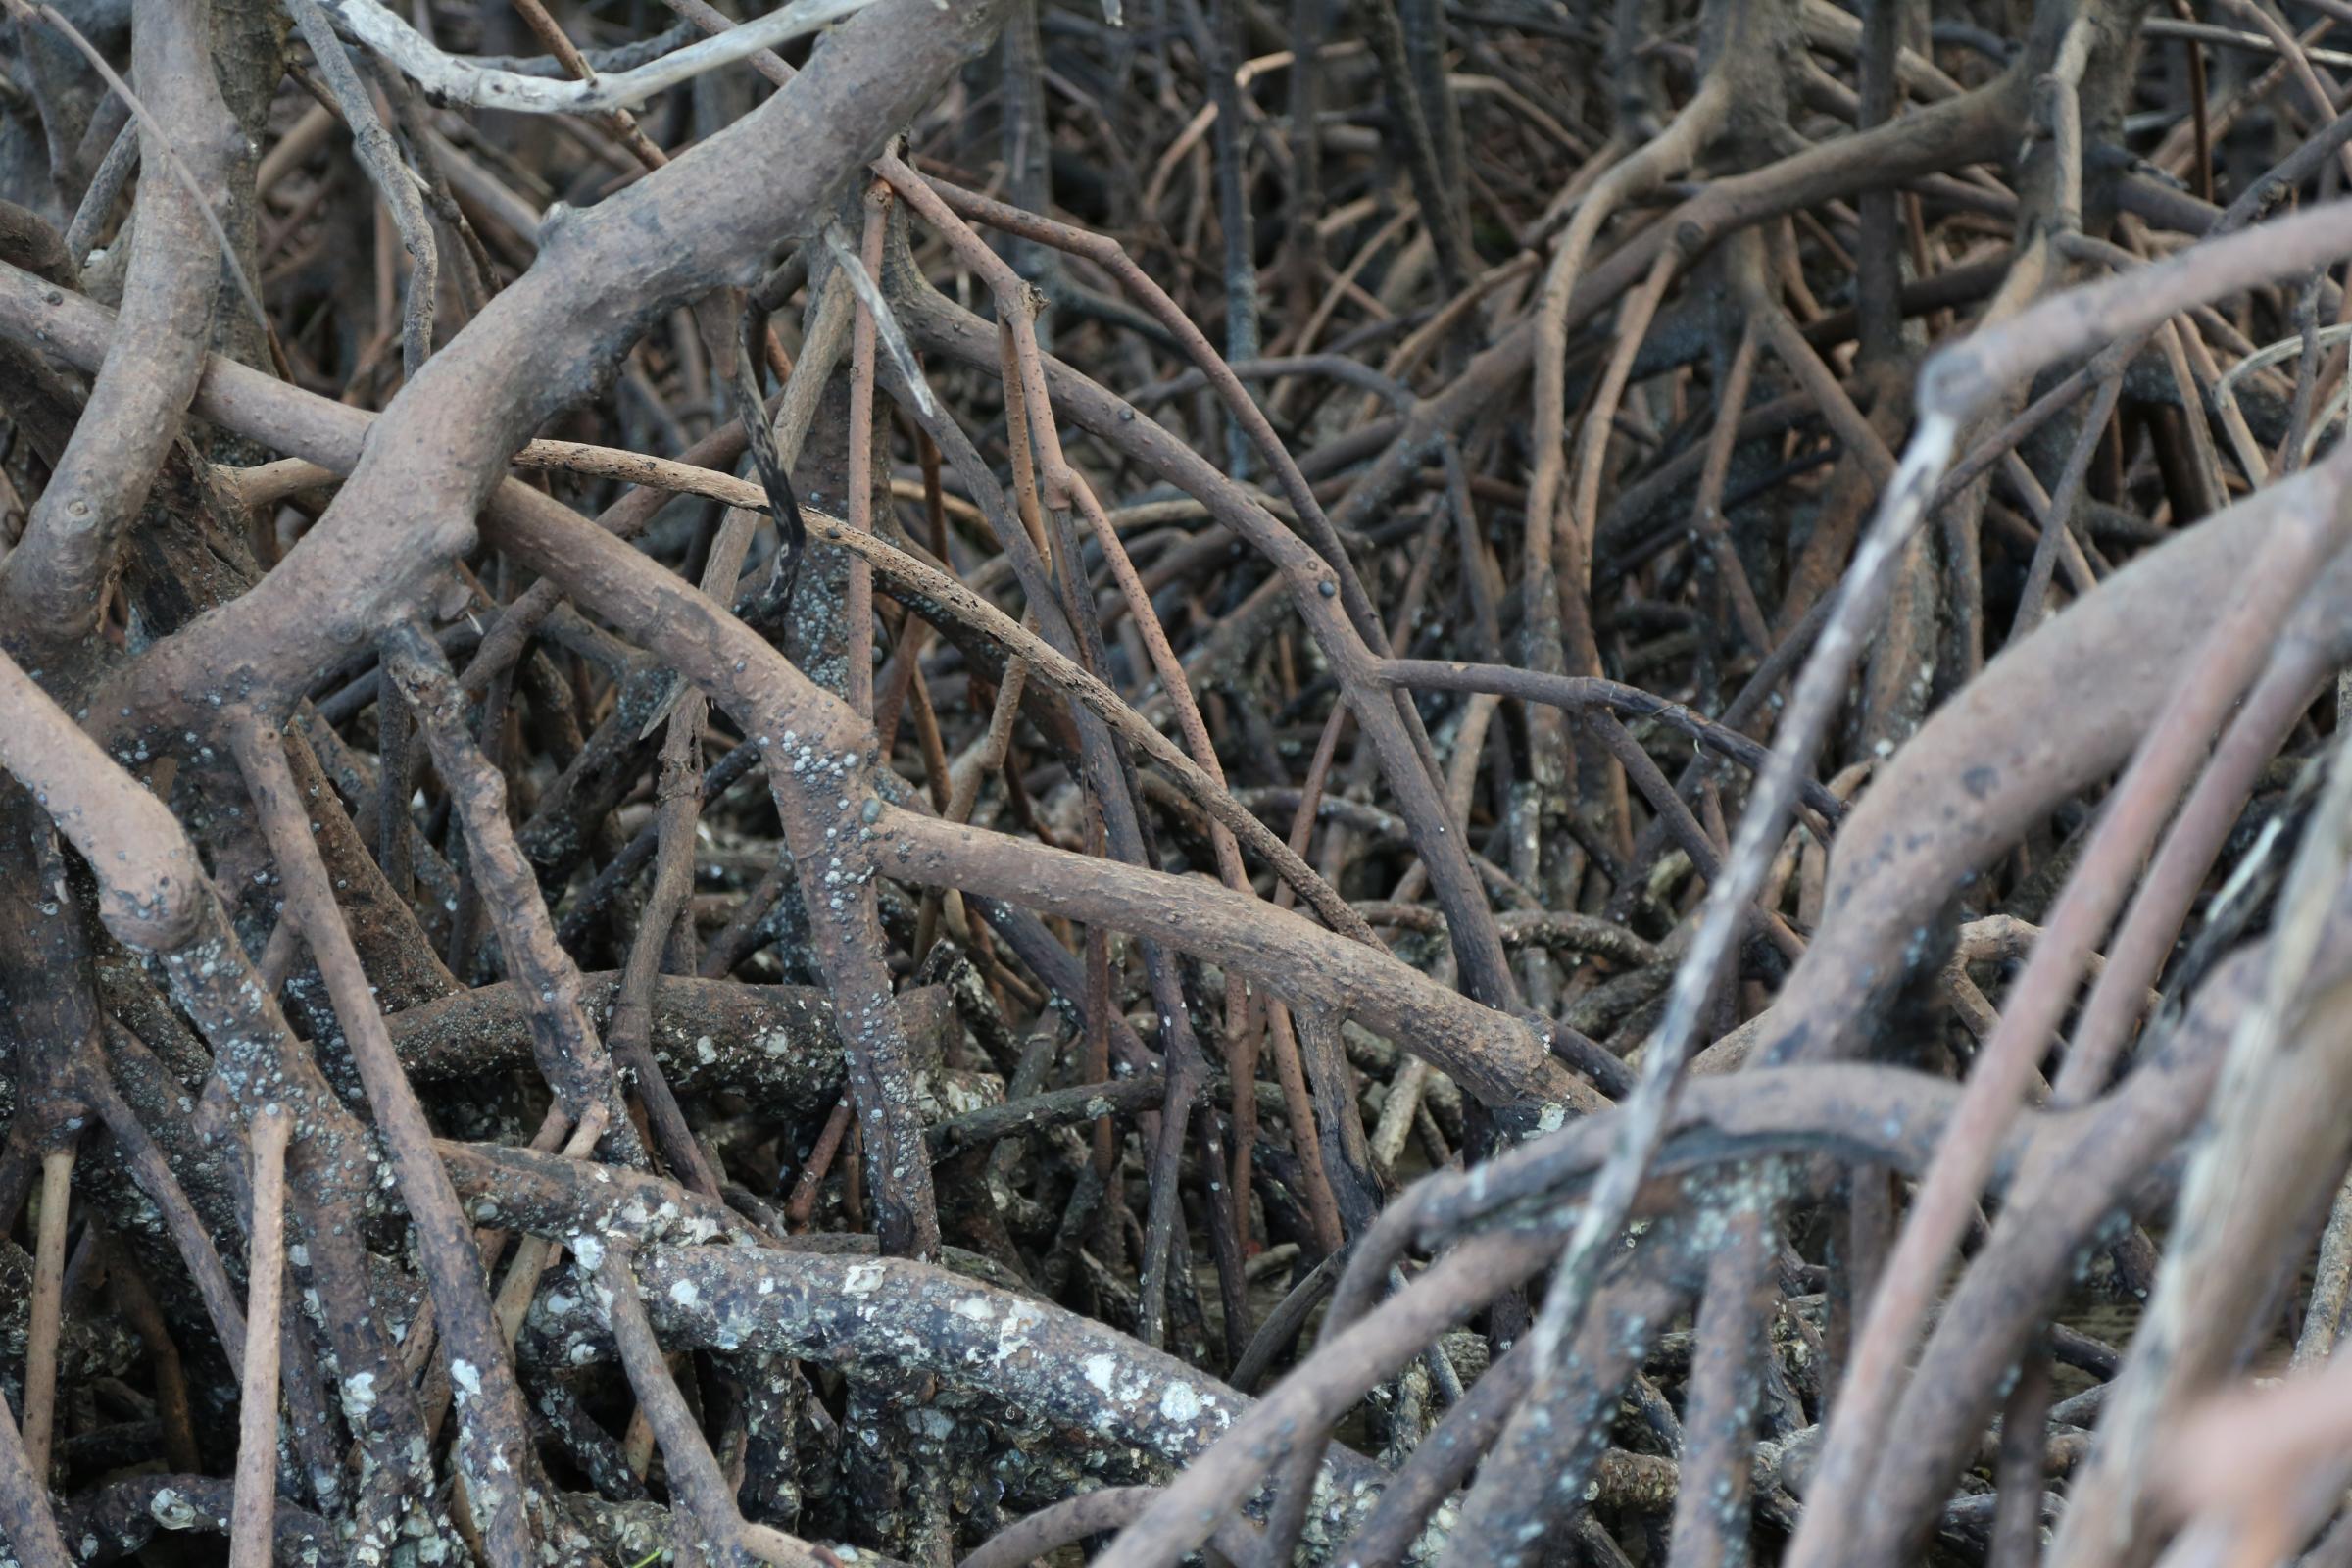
<box><xmin>1084</xmin><ymin>1353</ymin><xmax>1119</xmax><ymax>1395</ymax></box>
<box><xmin>669</xmin><ymin>1280</ymin><xmax>702</xmax><ymax>1309</ymax></box>
<box><xmin>451</xmin><ymin>1359</ymin><xmax>482</xmax><ymax>1399</ymax></box>
<box><xmin>993</xmin><ymin>1299</ymin><xmax>1043</xmax><ymax>1363</ymax></box>
<box><xmin>1158</xmin><ymin>1382</ymin><xmax>1203</xmax><ymax>1423</ymax></box>
<box><xmin>843</xmin><ymin>1261</ymin><xmax>885</xmax><ymax>1298</ymax></box>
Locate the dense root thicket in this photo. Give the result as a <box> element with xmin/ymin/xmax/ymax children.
<box><xmin>6</xmin><ymin>0</ymin><xmax>2352</xmax><ymax>1566</ymax></box>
